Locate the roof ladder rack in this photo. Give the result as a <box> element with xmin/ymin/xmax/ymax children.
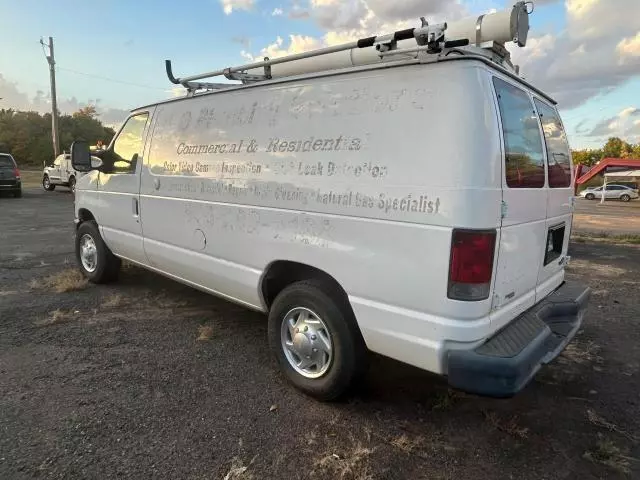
<box><xmin>165</xmin><ymin>1</ymin><xmax>532</xmax><ymax>95</ymax></box>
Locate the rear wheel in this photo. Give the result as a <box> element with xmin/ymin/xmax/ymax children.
<box><xmin>620</xmin><ymin>194</ymin><xmax>631</xmax><ymax>202</ymax></box>
<box><xmin>75</xmin><ymin>221</ymin><xmax>121</xmax><ymax>283</ymax></box>
<box><xmin>13</xmin><ymin>189</ymin><xmax>22</xmax><ymax>198</ymax></box>
<box><xmin>268</xmin><ymin>280</ymin><xmax>368</xmax><ymax>401</ymax></box>
<box><xmin>69</xmin><ymin>176</ymin><xmax>76</xmax><ymax>194</ymax></box>
<box><xmin>585</xmin><ymin>193</ymin><xmax>595</xmax><ymax>200</ymax></box>
<box><xmin>43</xmin><ymin>175</ymin><xmax>55</xmax><ymax>191</ymax></box>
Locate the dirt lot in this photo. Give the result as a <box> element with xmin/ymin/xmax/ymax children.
<box><xmin>1</xmin><ymin>188</ymin><xmax>639</xmax><ymax>479</ymax></box>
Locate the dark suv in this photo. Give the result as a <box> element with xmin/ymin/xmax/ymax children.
<box><xmin>0</xmin><ymin>153</ymin><xmax>22</xmax><ymax>198</ymax></box>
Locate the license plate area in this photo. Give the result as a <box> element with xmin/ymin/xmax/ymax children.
<box><xmin>544</xmin><ymin>223</ymin><xmax>565</xmax><ymax>266</ymax></box>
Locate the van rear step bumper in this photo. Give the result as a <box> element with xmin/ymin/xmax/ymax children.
<box><xmin>447</xmin><ymin>281</ymin><xmax>591</xmax><ymax>398</ymax></box>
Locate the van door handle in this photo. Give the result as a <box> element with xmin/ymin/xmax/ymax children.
<box><xmin>132</xmin><ymin>198</ymin><xmax>139</xmax><ymax>217</ymax></box>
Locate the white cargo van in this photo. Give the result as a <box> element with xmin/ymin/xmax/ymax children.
<box><xmin>71</xmin><ymin>2</ymin><xmax>590</xmax><ymax>400</ymax></box>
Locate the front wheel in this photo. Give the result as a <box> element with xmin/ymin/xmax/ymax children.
<box><xmin>268</xmin><ymin>280</ymin><xmax>368</xmax><ymax>401</ymax></box>
<box><xmin>585</xmin><ymin>193</ymin><xmax>595</xmax><ymax>200</ymax></box>
<box><xmin>75</xmin><ymin>221</ymin><xmax>121</xmax><ymax>283</ymax></box>
<box><xmin>620</xmin><ymin>194</ymin><xmax>631</xmax><ymax>202</ymax></box>
<box><xmin>42</xmin><ymin>175</ymin><xmax>55</xmax><ymax>191</ymax></box>
<box><xmin>68</xmin><ymin>176</ymin><xmax>76</xmax><ymax>194</ymax></box>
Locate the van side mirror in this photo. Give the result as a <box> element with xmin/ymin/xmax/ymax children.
<box><xmin>71</xmin><ymin>140</ymin><xmax>92</xmax><ymax>172</ymax></box>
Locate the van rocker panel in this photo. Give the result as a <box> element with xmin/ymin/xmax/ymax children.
<box><xmin>447</xmin><ymin>281</ymin><xmax>590</xmax><ymax>398</ymax></box>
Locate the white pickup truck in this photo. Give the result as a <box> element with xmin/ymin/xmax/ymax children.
<box><xmin>42</xmin><ymin>153</ymin><xmax>87</xmax><ymax>193</ymax></box>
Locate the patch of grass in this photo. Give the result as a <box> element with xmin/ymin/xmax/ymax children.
<box><xmin>390</xmin><ymin>434</ymin><xmax>424</xmax><ymax>454</ymax></box>
<box><xmin>30</xmin><ymin>269</ymin><xmax>88</xmax><ymax>293</ymax></box>
<box><xmin>19</xmin><ymin>170</ymin><xmax>44</xmax><ymax>188</ymax></box>
<box><xmin>562</xmin><ymin>341</ymin><xmax>603</xmax><ymax>365</ymax></box>
<box><xmin>36</xmin><ymin>309</ymin><xmax>74</xmax><ymax>327</ymax></box>
<box><xmin>431</xmin><ymin>388</ymin><xmax>464</xmax><ymax>411</ymax></box>
<box><xmin>314</xmin><ymin>443</ymin><xmax>374</xmax><ymax>480</ymax></box>
<box><xmin>484</xmin><ymin>412</ymin><xmax>529</xmax><ymax>439</ymax></box>
<box><xmin>572</xmin><ymin>232</ymin><xmax>640</xmax><ymax>245</ymax></box>
<box><xmin>196</xmin><ymin>325</ymin><xmax>214</xmax><ymax>341</ymax></box>
<box><xmin>222</xmin><ymin>456</ymin><xmax>256</xmax><ymax>480</ymax></box>
<box><xmin>587</xmin><ymin>409</ymin><xmax>637</xmax><ymax>442</ymax></box>
<box><xmin>584</xmin><ymin>436</ymin><xmax>635</xmax><ymax>475</ymax></box>
<box><xmin>101</xmin><ymin>294</ymin><xmax>124</xmax><ymax>309</ymax></box>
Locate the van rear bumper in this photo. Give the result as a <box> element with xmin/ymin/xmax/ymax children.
<box><xmin>447</xmin><ymin>281</ymin><xmax>590</xmax><ymax>398</ymax></box>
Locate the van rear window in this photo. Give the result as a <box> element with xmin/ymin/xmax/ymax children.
<box><xmin>0</xmin><ymin>155</ymin><xmax>14</xmax><ymax>168</ymax></box>
<box><xmin>534</xmin><ymin>99</ymin><xmax>572</xmax><ymax>188</ymax></box>
<box><xmin>493</xmin><ymin>78</ymin><xmax>545</xmax><ymax>189</ymax></box>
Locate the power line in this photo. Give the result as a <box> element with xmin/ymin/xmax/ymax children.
<box><xmin>56</xmin><ymin>66</ymin><xmax>168</xmax><ymax>91</ymax></box>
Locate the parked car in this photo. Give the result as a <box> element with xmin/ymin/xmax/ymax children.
<box><xmin>68</xmin><ymin>4</ymin><xmax>590</xmax><ymax>401</ymax></box>
<box><xmin>0</xmin><ymin>153</ymin><xmax>22</xmax><ymax>198</ymax></box>
<box><xmin>579</xmin><ymin>184</ymin><xmax>639</xmax><ymax>202</ymax></box>
<box><xmin>42</xmin><ymin>153</ymin><xmax>88</xmax><ymax>193</ymax></box>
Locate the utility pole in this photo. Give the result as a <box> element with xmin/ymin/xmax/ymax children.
<box><xmin>41</xmin><ymin>37</ymin><xmax>60</xmax><ymax>157</ymax></box>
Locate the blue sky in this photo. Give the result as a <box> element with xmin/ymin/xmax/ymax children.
<box><xmin>1</xmin><ymin>0</ymin><xmax>639</xmax><ymax>149</ymax></box>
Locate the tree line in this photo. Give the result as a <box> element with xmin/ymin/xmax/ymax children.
<box><xmin>0</xmin><ymin>106</ymin><xmax>116</xmax><ymax>168</ymax></box>
<box><xmin>572</xmin><ymin>137</ymin><xmax>640</xmax><ymax>167</ymax></box>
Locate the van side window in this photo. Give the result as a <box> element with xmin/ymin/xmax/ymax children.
<box><xmin>110</xmin><ymin>113</ymin><xmax>149</xmax><ymax>174</ymax></box>
<box><xmin>534</xmin><ymin>99</ymin><xmax>572</xmax><ymax>188</ymax></box>
<box><xmin>493</xmin><ymin>78</ymin><xmax>545</xmax><ymax>188</ymax></box>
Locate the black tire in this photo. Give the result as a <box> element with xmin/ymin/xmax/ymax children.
<box><xmin>13</xmin><ymin>189</ymin><xmax>22</xmax><ymax>198</ymax></box>
<box><xmin>585</xmin><ymin>193</ymin><xmax>595</xmax><ymax>200</ymax></box>
<box><xmin>268</xmin><ymin>280</ymin><xmax>368</xmax><ymax>401</ymax></box>
<box><xmin>620</xmin><ymin>194</ymin><xmax>631</xmax><ymax>202</ymax></box>
<box><xmin>43</xmin><ymin>175</ymin><xmax>55</xmax><ymax>191</ymax></box>
<box><xmin>69</xmin><ymin>176</ymin><xmax>76</xmax><ymax>194</ymax></box>
<box><xmin>75</xmin><ymin>221</ymin><xmax>121</xmax><ymax>283</ymax></box>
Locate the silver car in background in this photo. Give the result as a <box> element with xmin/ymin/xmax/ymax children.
<box><xmin>580</xmin><ymin>184</ymin><xmax>639</xmax><ymax>202</ymax></box>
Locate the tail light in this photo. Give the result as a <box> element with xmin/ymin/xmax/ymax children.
<box><xmin>448</xmin><ymin>229</ymin><xmax>496</xmax><ymax>301</ymax></box>
<box><xmin>14</xmin><ymin>167</ymin><xmax>21</xmax><ymax>179</ymax></box>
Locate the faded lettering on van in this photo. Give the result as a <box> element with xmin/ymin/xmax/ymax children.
<box><xmin>177</xmin><ymin>141</ymin><xmax>248</xmax><ymax>155</ymax></box>
<box><xmin>266</xmin><ymin>136</ymin><xmax>361</xmax><ymax>153</ymax></box>
<box><xmin>312</xmin><ymin>190</ymin><xmax>441</xmax><ymax>215</ymax></box>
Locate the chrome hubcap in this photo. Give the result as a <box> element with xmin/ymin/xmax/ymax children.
<box><xmin>281</xmin><ymin>307</ymin><xmax>333</xmax><ymax>378</ymax></box>
<box><xmin>79</xmin><ymin>234</ymin><xmax>98</xmax><ymax>273</ymax></box>
<box><xmin>43</xmin><ymin>177</ymin><xmax>49</xmax><ymax>188</ymax></box>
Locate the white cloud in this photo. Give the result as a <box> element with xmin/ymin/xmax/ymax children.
<box><xmin>506</xmin><ymin>0</ymin><xmax>640</xmax><ymax>108</ymax></box>
<box><xmin>220</xmin><ymin>0</ymin><xmax>253</xmax><ymax>15</ymax></box>
<box><xmin>243</xmin><ymin>35</ymin><xmax>324</xmax><ymax>61</ymax></box>
<box><xmin>0</xmin><ymin>73</ymin><xmax>128</xmax><ymax>127</ymax></box>
<box><xmin>271</xmin><ymin>7</ymin><xmax>283</xmax><ymax>16</ymax></box>
<box><xmin>617</xmin><ymin>32</ymin><xmax>640</xmax><ymax>59</ymax></box>
<box><xmin>586</xmin><ymin>107</ymin><xmax>640</xmax><ymax>138</ymax></box>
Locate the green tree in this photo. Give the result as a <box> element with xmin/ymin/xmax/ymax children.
<box><xmin>602</xmin><ymin>137</ymin><xmax>630</xmax><ymax>159</ymax></box>
<box><xmin>73</xmin><ymin>104</ymin><xmax>99</xmax><ymax>119</ymax></box>
<box><xmin>0</xmin><ymin>107</ymin><xmax>114</xmax><ymax>167</ymax></box>
<box><xmin>571</xmin><ymin>149</ymin><xmax>602</xmax><ymax>166</ymax></box>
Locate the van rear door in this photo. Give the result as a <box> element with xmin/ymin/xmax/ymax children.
<box><xmin>533</xmin><ymin>98</ymin><xmax>573</xmax><ymax>300</ymax></box>
<box><xmin>491</xmin><ymin>77</ymin><xmax>548</xmax><ymax>314</ymax></box>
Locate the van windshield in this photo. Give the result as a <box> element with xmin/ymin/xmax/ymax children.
<box><xmin>534</xmin><ymin>99</ymin><xmax>572</xmax><ymax>188</ymax></box>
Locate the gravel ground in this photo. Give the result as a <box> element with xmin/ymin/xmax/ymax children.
<box><xmin>1</xmin><ymin>188</ymin><xmax>639</xmax><ymax>480</ymax></box>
